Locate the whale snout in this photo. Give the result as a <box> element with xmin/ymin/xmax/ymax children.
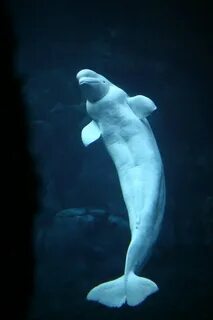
<box><xmin>76</xmin><ymin>69</ymin><xmax>98</xmax><ymax>81</ymax></box>
<box><xmin>76</xmin><ymin>69</ymin><xmax>110</xmax><ymax>102</ymax></box>
<box><xmin>77</xmin><ymin>69</ymin><xmax>101</xmax><ymax>87</ymax></box>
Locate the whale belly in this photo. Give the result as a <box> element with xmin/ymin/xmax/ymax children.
<box><xmin>101</xmin><ymin>117</ymin><xmax>163</xmax><ymax>235</ymax></box>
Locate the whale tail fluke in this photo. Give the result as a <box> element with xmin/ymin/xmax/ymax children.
<box><xmin>86</xmin><ymin>273</ymin><xmax>158</xmax><ymax>308</ymax></box>
<box><xmin>87</xmin><ymin>276</ymin><xmax>126</xmax><ymax>307</ymax></box>
<box><xmin>126</xmin><ymin>272</ymin><xmax>158</xmax><ymax>306</ymax></box>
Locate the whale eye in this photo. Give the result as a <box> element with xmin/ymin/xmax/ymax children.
<box><xmin>102</xmin><ymin>80</ymin><xmax>106</xmax><ymax>83</ymax></box>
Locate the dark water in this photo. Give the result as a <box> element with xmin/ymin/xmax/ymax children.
<box><xmin>3</xmin><ymin>0</ymin><xmax>212</xmax><ymax>319</ymax></box>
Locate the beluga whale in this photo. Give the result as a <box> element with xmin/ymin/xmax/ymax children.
<box><xmin>76</xmin><ymin>69</ymin><xmax>166</xmax><ymax>308</ymax></box>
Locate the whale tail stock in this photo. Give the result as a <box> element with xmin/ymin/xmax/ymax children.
<box><xmin>86</xmin><ymin>272</ymin><xmax>158</xmax><ymax>307</ymax></box>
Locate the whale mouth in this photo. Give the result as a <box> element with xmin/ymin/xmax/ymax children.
<box><xmin>79</xmin><ymin>77</ymin><xmax>100</xmax><ymax>86</ymax></box>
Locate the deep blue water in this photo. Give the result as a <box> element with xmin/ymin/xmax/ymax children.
<box><xmin>3</xmin><ymin>0</ymin><xmax>213</xmax><ymax>319</ymax></box>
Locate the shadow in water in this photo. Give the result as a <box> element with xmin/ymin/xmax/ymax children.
<box><xmin>1</xmin><ymin>1</ymin><xmax>39</xmax><ymax>319</ymax></box>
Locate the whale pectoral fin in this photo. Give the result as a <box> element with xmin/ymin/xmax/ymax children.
<box><xmin>127</xmin><ymin>95</ymin><xmax>157</xmax><ymax>119</ymax></box>
<box><xmin>81</xmin><ymin>120</ymin><xmax>101</xmax><ymax>147</ymax></box>
<box><xmin>87</xmin><ymin>276</ymin><xmax>126</xmax><ymax>307</ymax></box>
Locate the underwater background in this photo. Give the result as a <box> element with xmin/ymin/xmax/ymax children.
<box><xmin>2</xmin><ymin>0</ymin><xmax>212</xmax><ymax>319</ymax></box>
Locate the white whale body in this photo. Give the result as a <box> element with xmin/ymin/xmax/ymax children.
<box><xmin>76</xmin><ymin>69</ymin><xmax>166</xmax><ymax>307</ymax></box>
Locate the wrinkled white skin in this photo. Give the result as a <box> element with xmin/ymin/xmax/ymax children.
<box><xmin>77</xmin><ymin>69</ymin><xmax>165</xmax><ymax>303</ymax></box>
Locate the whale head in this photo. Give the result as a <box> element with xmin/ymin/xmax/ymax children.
<box><xmin>76</xmin><ymin>69</ymin><xmax>110</xmax><ymax>102</ymax></box>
